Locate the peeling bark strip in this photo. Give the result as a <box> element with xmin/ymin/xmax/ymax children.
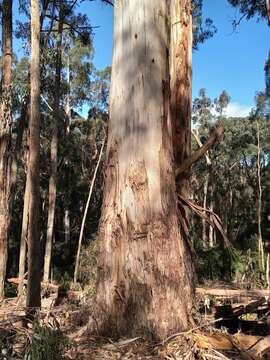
<box><xmin>91</xmin><ymin>0</ymin><xmax>195</xmax><ymax>339</ymax></box>
<box><xmin>0</xmin><ymin>0</ymin><xmax>13</xmax><ymax>301</ymax></box>
<box><xmin>170</xmin><ymin>0</ymin><xmax>192</xmax><ymax>196</ymax></box>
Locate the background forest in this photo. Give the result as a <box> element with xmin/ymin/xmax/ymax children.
<box><xmin>0</xmin><ymin>0</ymin><xmax>270</xmax><ymax>358</ymax></box>
<box><xmin>2</xmin><ymin>0</ymin><xmax>270</xmax><ymax>297</ymax></box>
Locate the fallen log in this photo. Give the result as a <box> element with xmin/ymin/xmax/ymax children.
<box><xmin>215</xmin><ymin>298</ymin><xmax>267</xmax><ymax>319</ymax></box>
<box><xmin>7</xmin><ymin>278</ymin><xmax>59</xmax><ymax>291</ymax></box>
<box><xmin>7</xmin><ymin>278</ymin><xmax>82</xmax><ymax>302</ymax></box>
<box><xmin>193</xmin><ymin>332</ymin><xmax>270</xmax><ymax>359</ymax></box>
<box><xmin>197</xmin><ymin>287</ymin><xmax>270</xmax><ymax>299</ymax></box>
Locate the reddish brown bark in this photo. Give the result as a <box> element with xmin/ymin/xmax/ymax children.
<box><xmin>26</xmin><ymin>0</ymin><xmax>41</xmax><ymax>310</ymax></box>
<box><xmin>170</xmin><ymin>0</ymin><xmax>192</xmax><ymax>196</ymax></box>
<box><xmin>0</xmin><ymin>0</ymin><xmax>13</xmax><ymax>301</ymax></box>
<box><xmin>91</xmin><ymin>0</ymin><xmax>195</xmax><ymax>340</ymax></box>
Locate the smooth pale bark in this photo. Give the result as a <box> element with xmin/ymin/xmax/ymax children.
<box><xmin>202</xmin><ymin>174</ymin><xmax>209</xmax><ymax>248</ymax></box>
<box><xmin>74</xmin><ymin>138</ymin><xmax>105</xmax><ymax>284</ymax></box>
<box><xmin>16</xmin><ymin>102</ymin><xmax>30</xmax><ymax>298</ymax></box>
<box><xmin>256</xmin><ymin>120</ymin><xmax>265</xmax><ymax>273</ymax></box>
<box><xmin>92</xmin><ymin>0</ymin><xmax>195</xmax><ymax>339</ymax></box>
<box><xmin>209</xmin><ymin>190</ymin><xmax>214</xmax><ymax>248</ymax></box>
<box><xmin>0</xmin><ymin>0</ymin><xmax>13</xmax><ymax>301</ymax></box>
<box><xmin>26</xmin><ymin>0</ymin><xmax>41</xmax><ymax>310</ymax></box>
<box><xmin>64</xmin><ymin>61</ymin><xmax>71</xmax><ymax>248</ymax></box>
<box><xmin>43</xmin><ymin>3</ymin><xmax>64</xmax><ymax>282</ymax></box>
<box><xmin>18</xmin><ymin>174</ymin><xmax>30</xmax><ymax>298</ymax></box>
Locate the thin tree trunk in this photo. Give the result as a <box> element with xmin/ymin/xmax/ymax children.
<box><xmin>43</xmin><ymin>2</ymin><xmax>64</xmax><ymax>282</ymax></box>
<box><xmin>209</xmin><ymin>193</ymin><xmax>214</xmax><ymax>248</ymax></box>
<box><xmin>18</xmin><ymin>174</ymin><xmax>30</xmax><ymax>298</ymax></box>
<box><xmin>65</xmin><ymin>55</ymin><xmax>71</xmax><ymax>135</ymax></box>
<box><xmin>0</xmin><ymin>0</ymin><xmax>13</xmax><ymax>301</ymax></box>
<box><xmin>91</xmin><ymin>0</ymin><xmax>195</xmax><ymax>339</ymax></box>
<box><xmin>192</xmin><ymin>129</ymin><xmax>212</xmax><ymax>248</ymax></box>
<box><xmin>26</xmin><ymin>0</ymin><xmax>41</xmax><ymax>310</ymax></box>
<box><xmin>256</xmin><ymin>120</ymin><xmax>264</xmax><ymax>273</ymax></box>
<box><xmin>266</xmin><ymin>253</ymin><xmax>270</xmax><ymax>289</ymax></box>
<box><xmin>64</xmin><ymin>59</ymin><xmax>71</xmax><ymax>250</ymax></box>
<box><xmin>64</xmin><ymin>210</ymin><xmax>70</xmax><ymax>244</ymax></box>
<box><xmin>202</xmin><ymin>173</ymin><xmax>209</xmax><ymax>248</ymax></box>
<box><xmin>74</xmin><ymin>138</ymin><xmax>105</xmax><ymax>284</ymax></box>
<box><xmin>19</xmin><ymin>0</ymin><xmax>50</xmax><ymax>299</ymax></box>
<box><xmin>14</xmin><ymin>102</ymin><xmax>29</xmax><ymax>298</ymax></box>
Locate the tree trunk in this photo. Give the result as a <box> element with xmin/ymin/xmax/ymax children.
<box><xmin>209</xmin><ymin>198</ymin><xmax>214</xmax><ymax>248</ymax></box>
<box><xmin>43</xmin><ymin>3</ymin><xmax>64</xmax><ymax>282</ymax></box>
<box><xmin>0</xmin><ymin>0</ymin><xmax>13</xmax><ymax>301</ymax></box>
<box><xmin>170</xmin><ymin>0</ymin><xmax>192</xmax><ymax>194</ymax></box>
<box><xmin>18</xmin><ymin>174</ymin><xmax>30</xmax><ymax>298</ymax></box>
<box><xmin>26</xmin><ymin>0</ymin><xmax>41</xmax><ymax>310</ymax></box>
<box><xmin>74</xmin><ymin>137</ymin><xmax>105</xmax><ymax>284</ymax></box>
<box><xmin>208</xmin><ymin>172</ymin><xmax>214</xmax><ymax>248</ymax></box>
<box><xmin>64</xmin><ymin>60</ymin><xmax>71</xmax><ymax>252</ymax></box>
<box><xmin>256</xmin><ymin>120</ymin><xmax>264</xmax><ymax>273</ymax></box>
<box><xmin>65</xmin><ymin>55</ymin><xmax>71</xmax><ymax>135</ymax></box>
<box><xmin>202</xmin><ymin>173</ymin><xmax>209</xmax><ymax>248</ymax></box>
<box><xmin>91</xmin><ymin>0</ymin><xmax>195</xmax><ymax>340</ymax></box>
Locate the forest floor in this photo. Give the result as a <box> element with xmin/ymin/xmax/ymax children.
<box><xmin>1</xmin><ymin>284</ymin><xmax>270</xmax><ymax>359</ymax></box>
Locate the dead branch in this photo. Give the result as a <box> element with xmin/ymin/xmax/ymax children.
<box><xmin>8</xmin><ymin>278</ymin><xmax>59</xmax><ymax>291</ymax></box>
<box><xmin>178</xmin><ymin>195</ymin><xmax>231</xmax><ymax>249</ymax></box>
<box><xmin>192</xmin><ymin>128</ymin><xmax>211</xmax><ymax>165</ymax></box>
<box><xmin>176</xmin><ymin>123</ymin><xmax>224</xmax><ymax>178</ymax></box>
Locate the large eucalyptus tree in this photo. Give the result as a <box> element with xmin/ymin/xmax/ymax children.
<box><xmin>91</xmin><ymin>0</ymin><xmax>195</xmax><ymax>339</ymax></box>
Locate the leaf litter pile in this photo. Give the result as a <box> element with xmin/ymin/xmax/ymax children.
<box><xmin>1</xmin><ymin>288</ymin><xmax>270</xmax><ymax>359</ymax></box>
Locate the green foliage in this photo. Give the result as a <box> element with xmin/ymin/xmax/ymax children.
<box><xmin>192</xmin><ymin>0</ymin><xmax>217</xmax><ymax>50</ymax></box>
<box><xmin>77</xmin><ymin>236</ymin><xmax>98</xmax><ymax>296</ymax></box>
<box><xmin>228</xmin><ymin>0</ymin><xmax>268</xmax><ymax>24</ymax></box>
<box><xmin>24</xmin><ymin>324</ymin><xmax>71</xmax><ymax>360</ymax></box>
<box><xmin>0</xmin><ymin>338</ymin><xmax>12</xmax><ymax>360</ymax></box>
<box><xmin>192</xmin><ymin>88</ymin><xmax>270</xmax><ymax>285</ymax></box>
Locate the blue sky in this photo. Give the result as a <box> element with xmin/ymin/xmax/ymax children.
<box><xmin>13</xmin><ymin>0</ymin><xmax>269</xmax><ymax>117</ymax></box>
<box><xmin>82</xmin><ymin>0</ymin><xmax>269</xmax><ymax>117</ymax></box>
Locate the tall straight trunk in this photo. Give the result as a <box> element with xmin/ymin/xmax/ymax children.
<box><xmin>65</xmin><ymin>55</ymin><xmax>71</xmax><ymax>135</ymax></box>
<box><xmin>26</xmin><ymin>0</ymin><xmax>41</xmax><ymax>310</ymax></box>
<box><xmin>256</xmin><ymin>120</ymin><xmax>264</xmax><ymax>273</ymax></box>
<box><xmin>15</xmin><ymin>102</ymin><xmax>30</xmax><ymax>298</ymax></box>
<box><xmin>92</xmin><ymin>0</ymin><xmax>195</xmax><ymax>339</ymax></box>
<box><xmin>64</xmin><ymin>59</ymin><xmax>71</xmax><ymax>250</ymax></box>
<box><xmin>43</xmin><ymin>3</ymin><xmax>64</xmax><ymax>282</ymax></box>
<box><xmin>0</xmin><ymin>0</ymin><xmax>13</xmax><ymax>301</ymax></box>
<box><xmin>19</xmin><ymin>0</ymin><xmax>51</xmax><ymax>297</ymax></box>
<box><xmin>170</xmin><ymin>0</ymin><xmax>192</xmax><ymax>196</ymax></box>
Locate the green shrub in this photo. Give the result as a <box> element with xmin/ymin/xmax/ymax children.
<box><xmin>24</xmin><ymin>324</ymin><xmax>71</xmax><ymax>360</ymax></box>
